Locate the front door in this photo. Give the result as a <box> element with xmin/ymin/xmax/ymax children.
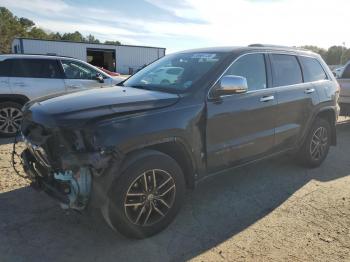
<box><xmin>206</xmin><ymin>53</ymin><xmax>277</xmax><ymax>172</ymax></box>
<box><xmin>60</xmin><ymin>59</ymin><xmax>108</xmax><ymax>91</ymax></box>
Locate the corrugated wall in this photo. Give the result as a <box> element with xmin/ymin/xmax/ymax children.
<box><xmin>13</xmin><ymin>39</ymin><xmax>165</xmax><ymax>74</ymax></box>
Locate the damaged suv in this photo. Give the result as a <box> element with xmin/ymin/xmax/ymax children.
<box><xmin>20</xmin><ymin>45</ymin><xmax>339</xmax><ymax>238</ymax></box>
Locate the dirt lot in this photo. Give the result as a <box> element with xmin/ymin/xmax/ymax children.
<box><xmin>1</xmin><ymin>121</ymin><xmax>350</xmax><ymax>262</ymax></box>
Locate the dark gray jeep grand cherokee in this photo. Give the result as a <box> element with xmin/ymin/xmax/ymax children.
<box><xmin>20</xmin><ymin>45</ymin><xmax>339</xmax><ymax>238</ymax></box>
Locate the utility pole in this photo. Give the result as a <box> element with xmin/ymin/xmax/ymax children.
<box><xmin>340</xmin><ymin>42</ymin><xmax>346</xmax><ymax>65</ymax></box>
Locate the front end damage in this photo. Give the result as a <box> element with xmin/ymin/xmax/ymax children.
<box><xmin>20</xmin><ymin>123</ymin><xmax>112</xmax><ymax>211</ymax></box>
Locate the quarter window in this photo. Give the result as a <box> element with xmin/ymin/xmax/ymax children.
<box><xmin>224</xmin><ymin>53</ymin><xmax>267</xmax><ymax>91</ymax></box>
<box><xmin>271</xmin><ymin>54</ymin><xmax>303</xmax><ymax>87</ymax></box>
<box><xmin>61</xmin><ymin>60</ymin><xmax>100</xmax><ymax>80</ymax></box>
<box><xmin>299</xmin><ymin>56</ymin><xmax>327</xmax><ymax>82</ymax></box>
<box><xmin>11</xmin><ymin>59</ymin><xmax>61</xmax><ymax>78</ymax></box>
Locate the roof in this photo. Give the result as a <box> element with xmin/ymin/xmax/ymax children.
<box><xmin>14</xmin><ymin>37</ymin><xmax>166</xmax><ymax>50</ymax></box>
<box><xmin>0</xmin><ymin>53</ymin><xmax>82</xmax><ymax>61</ymax></box>
<box><xmin>178</xmin><ymin>45</ymin><xmax>316</xmax><ymax>56</ymax></box>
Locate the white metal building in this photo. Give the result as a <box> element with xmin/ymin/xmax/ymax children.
<box><xmin>12</xmin><ymin>38</ymin><xmax>166</xmax><ymax>74</ymax></box>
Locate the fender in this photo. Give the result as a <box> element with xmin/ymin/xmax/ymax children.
<box><xmin>298</xmin><ymin>105</ymin><xmax>337</xmax><ymax>148</ymax></box>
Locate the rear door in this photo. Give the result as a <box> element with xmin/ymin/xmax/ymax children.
<box><xmin>270</xmin><ymin>53</ymin><xmax>319</xmax><ymax>151</ymax></box>
<box><xmin>9</xmin><ymin>58</ymin><xmax>66</xmax><ymax>100</ymax></box>
<box><xmin>0</xmin><ymin>59</ymin><xmax>11</xmax><ymax>94</ymax></box>
<box><xmin>206</xmin><ymin>53</ymin><xmax>277</xmax><ymax>172</ymax></box>
<box><xmin>60</xmin><ymin>59</ymin><xmax>113</xmax><ymax>91</ymax></box>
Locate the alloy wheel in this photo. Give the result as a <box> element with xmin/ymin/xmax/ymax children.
<box><xmin>310</xmin><ymin>126</ymin><xmax>328</xmax><ymax>161</ymax></box>
<box><xmin>124</xmin><ymin>169</ymin><xmax>176</xmax><ymax>226</ymax></box>
<box><xmin>0</xmin><ymin>107</ymin><xmax>22</xmax><ymax>134</ymax></box>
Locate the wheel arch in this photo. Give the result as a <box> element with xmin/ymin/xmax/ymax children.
<box><xmin>121</xmin><ymin>138</ymin><xmax>197</xmax><ymax>189</ymax></box>
<box><xmin>0</xmin><ymin>94</ymin><xmax>30</xmax><ymax>106</ymax></box>
<box><xmin>314</xmin><ymin>107</ymin><xmax>337</xmax><ymax>145</ymax></box>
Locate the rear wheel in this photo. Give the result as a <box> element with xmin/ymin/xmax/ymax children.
<box><xmin>0</xmin><ymin>102</ymin><xmax>23</xmax><ymax>137</ymax></box>
<box><xmin>102</xmin><ymin>150</ymin><xmax>185</xmax><ymax>239</ymax></box>
<box><xmin>298</xmin><ymin>118</ymin><xmax>331</xmax><ymax>168</ymax></box>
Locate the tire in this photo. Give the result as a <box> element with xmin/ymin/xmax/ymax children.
<box><xmin>0</xmin><ymin>102</ymin><xmax>23</xmax><ymax>137</ymax></box>
<box><xmin>297</xmin><ymin>118</ymin><xmax>331</xmax><ymax>168</ymax></box>
<box><xmin>102</xmin><ymin>150</ymin><xmax>185</xmax><ymax>239</ymax></box>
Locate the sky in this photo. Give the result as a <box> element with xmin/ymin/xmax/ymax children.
<box><xmin>1</xmin><ymin>0</ymin><xmax>349</xmax><ymax>53</ymax></box>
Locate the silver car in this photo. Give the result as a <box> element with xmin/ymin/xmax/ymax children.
<box><xmin>0</xmin><ymin>54</ymin><xmax>124</xmax><ymax>136</ymax></box>
<box><xmin>337</xmin><ymin>61</ymin><xmax>350</xmax><ymax>115</ymax></box>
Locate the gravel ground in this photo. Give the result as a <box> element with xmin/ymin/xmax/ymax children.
<box><xmin>1</xmin><ymin>121</ymin><xmax>350</xmax><ymax>262</ymax></box>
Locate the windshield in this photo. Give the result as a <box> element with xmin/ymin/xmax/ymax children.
<box><xmin>123</xmin><ymin>52</ymin><xmax>226</xmax><ymax>93</ymax></box>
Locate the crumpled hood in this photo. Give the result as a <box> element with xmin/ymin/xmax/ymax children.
<box><xmin>23</xmin><ymin>86</ymin><xmax>180</xmax><ymax>128</ymax></box>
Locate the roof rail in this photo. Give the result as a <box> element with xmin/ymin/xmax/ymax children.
<box><xmin>248</xmin><ymin>44</ymin><xmax>296</xmax><ymax>49</ymax></box>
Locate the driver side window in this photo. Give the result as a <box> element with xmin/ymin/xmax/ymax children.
<box><xmin>61</xmin><ymin>60</ymin><xmax>99</xmax><ymax>80</ymax></box>
<box><xmin>224</xmin><ymin>53</ymin><xmax>267</xmax><ymax>91</ymax></box>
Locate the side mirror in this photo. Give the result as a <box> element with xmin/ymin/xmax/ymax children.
<box><xmin>96</xmin><ymin>73</ymin><xmax>104</xmax><ymax>83</ymax></box>
<box><xmin>214</xmin><ymin>75</ymin><xmax>248</xmax><ymax>97</ymax></box>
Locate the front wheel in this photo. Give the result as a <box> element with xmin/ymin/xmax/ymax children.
<box><xmin>102</xmin><ymin>150</ymin><xmax>185</xmax><ymax>239</ymax></box>
<box><xmin>0</xmin><ymin>102</ymin><xmax>23</xmax><ymax>137</ymax></box>
<box><xmin>297</xmin><ymin>118</ymin><xmax>331</xmax><ymax>168</ymax></box>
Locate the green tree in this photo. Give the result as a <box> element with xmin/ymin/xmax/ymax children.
<box><xmin>105</xmin><ymin>40</ymin><xmax>121</xmax><ymax>45</ymax></box>
<box><xmin>19</xmin><ymin>17</ymin><xmax>34</xmax><ymax>29</ymax></box>
<box><xmin>0</xmin><ymin>7</ymin><xmax>26</xmax><ymax>53</ymax></box>
<box><xmin>86</xmin><ymin>34</ymin><xmax>100</xmax><ymax>43</ymax></box>
<box><xmin>61</xmin><ymin>31</ymin><xmax>85</xmax><ymax>42</ymax></box>
<box><xmin>300</xmin><ymin>45</ymin><xmax>327</xmax><ymax>60</ymax></box>
<box><xmin>341</xmin><ymin>48</ymin><xmax>350</xmax><ymax>65</ymax></box>
<box><xmin>28</xmin><ymin>27</ymin><xmax>49</xmax><ymax>39</ymax></box>
<box><xmin>326</xmin><ymin>46</ymin><xmax>344</xmax><ymax>65</ymax></box>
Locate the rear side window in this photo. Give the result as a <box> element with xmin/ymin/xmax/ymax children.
<box><xmin>271</xmin><ymin>54</ymin><xmax>303</xmax><ymax>87</ymax></box>
<box><xmin>299</xmin><ymin>56</ymin><xmax>327</xmax><ymax>82</ymax></box>
<box><xmin>224</xmin><ymin>53</ymin><xmax>267</xmax><ymax>91</ymax></box>
<box><xmin>11</xmin><ymin>59</ymin><xmax>62</xmax><ymax>78</ymax></box>
<box><xmin>342</xmin><ymin>64</ymin><xmax>350</xmax><ymax>79</ymax></box>
<box><xmin>0</xmin><ymin>60</ymin><xmax>11</xmax><ymax>77</ymax></box>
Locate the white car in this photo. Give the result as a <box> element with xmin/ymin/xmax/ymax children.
<box><xmin>0</xmin><ymin>54</ymin><xmax>124</xmax><ymax>136</ymax></box>
<box><xmin>143</xmin><ymin>66</ymin><xmax>184</xmax><ymax>85</ymax></box>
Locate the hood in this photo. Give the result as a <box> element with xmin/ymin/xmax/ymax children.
<box><xmin>23</xmin><ymin>86</ymin><xmax>179</xmax><ymax>129</ymax></box>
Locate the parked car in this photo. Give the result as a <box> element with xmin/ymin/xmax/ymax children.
<box><xmin>96</xmin><ymin>66</ymin><xmax>121</xmax><ymax>77</ymax></box>
<box><xmin>0</xmin><ymin>54</ymin><xmax>123</xmax><ymax>136</ymax></box>
<box><xmin>337</xmin><ymin>61</ymin><xmax>350</xmax><ymax>115</ymax></box>
<box><xmin>142</xmin><ymin>66</ymin><xmax>184</xmax><ymax>85</ymax></box>
<box><xmin>20</xmin><ymin>45</ymin><xmax>339</xmax><ymax>239</ymax></box>
<box><xmin>333</xmin><ymin>66</ymin><xmax>344</xmax><ymax>78</ymax></box>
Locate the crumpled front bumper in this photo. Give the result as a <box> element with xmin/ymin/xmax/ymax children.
<box><xmin>21</xmin><ymin>148</ymin><xmax>92</xmax><ymax>210</ymax></box>
<box><xmin>21</xmin><ymin>149</ymin><xmax>70</xmax><ymax>205</ymax></box>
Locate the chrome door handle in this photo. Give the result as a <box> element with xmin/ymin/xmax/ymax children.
<box><xmin>68</xmin><ymin>85</ymin><xmax>80</xmax><ymax>89</ymax></box>
<box><xmin>305</xmin><ymin>88</ymin><xmax>315</xmax><ymax>94</ymax></box>
<box><xmin>260</xmin><ymin>95</ymin><xmax>274</xmax><ymax>102</ymax></box>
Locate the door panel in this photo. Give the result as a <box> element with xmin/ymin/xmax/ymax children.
<box><xmin>206</xmin><ymin>53</ymin><xmax>276</xmax><ymax>172</ymax></box>
<box><xmin>60</xmin><ymin>59</ymin><xmax>110</xmax><ymax>91</ymax></box>
<box><xmin>8</xmin><ymin>58</ymin><xmax>66</xmax><ymax>100</ymax></box>
<box><xmin>0</xmin><ymin>77</ymin><xmax>11</xmax><ymax>94</ymax></box>
<box><xmin>9</xmin><ymin>78</ymin><xmax>66</xmax><ymax>100</ymax></box>
<box><xmin>274</xmin><ymin>83</ymin><xmax>318</xmax><ymax>150</ymax></box>
<box><xmin>270</xmin><ymin>54</ymin><xmax>320</xmax><ymax>150</ymax></box>
<box><xmin>206</xmin><ymin>90</ymin><xmax>276</xmax><ymax>172</ymax></box>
